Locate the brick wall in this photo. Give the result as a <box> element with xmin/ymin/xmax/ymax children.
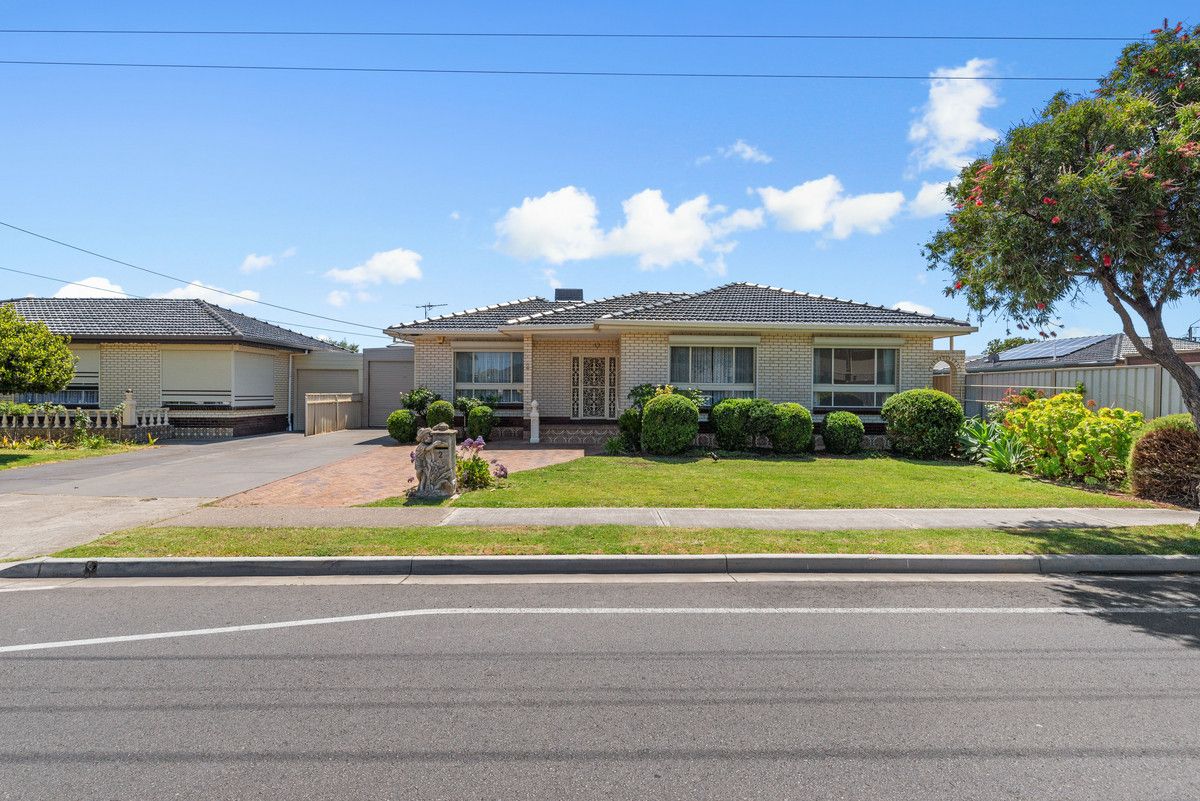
<box><xmin>618</xmin><ymin>331</ymin><xmax>670</xmax><ymax>409</ymax></box>
<box><xmin>412</xmin><ymin>339</ymin><xmax>454</xmax><ymax>400</ymax></box>
<box><xmin>531</xmin><ymin>338</ymin><xmax>619</xmax><ymax>418</ymax></box>
<box><xmin>99</xmin><ymin>342</ymin><xmax>161</xmax><ymax>408</ymax></box>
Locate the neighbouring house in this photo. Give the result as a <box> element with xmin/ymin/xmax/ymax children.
<box><xmin>1</xmin><ymin>297</ymin><xmax>366</xmax><ymax>437</ymax></box>
<box><xmin>386</xmin><ymin>283</ymin><xmax>975</xmax><ymax>443</ymax></box>
<box><xmin>963</xmin><ymin>333</ymin><xmax>1200</xmax><ymax>419</ymax></box>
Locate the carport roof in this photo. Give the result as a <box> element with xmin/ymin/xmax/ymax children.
<box><xmin>2</xmin><ymin>297</ymin><xmax>344</xmax><ymax>351</ymax></box>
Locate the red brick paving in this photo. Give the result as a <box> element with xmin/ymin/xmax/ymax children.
<box><xmin>215</xmin><ymin>440</ymin><xmax>593</xmax><ymax>508</ymax></box>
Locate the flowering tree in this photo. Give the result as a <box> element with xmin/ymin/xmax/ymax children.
<box><xmin>925</xmin><ymin>21</ymin><xmax>1200</xmax><ymax>429</ymax></box>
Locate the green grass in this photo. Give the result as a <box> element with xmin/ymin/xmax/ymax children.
<box><xmin>368</xmin><ymin>453</ymin><xmax>1153</xmax><ymax>509</ymax></box>
<box><xmin>51</xmin><ymin>523</ymin><xmax>1200</xmax><ymax>558</ymax></box>
<box><xmin>0</xmin><ymin>444</ymin><xmax>142</xmax><ymax>471</ymax></box>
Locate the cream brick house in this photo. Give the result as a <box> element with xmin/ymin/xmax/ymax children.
<box><xmin>4</xmin><ymin>298</ymin><xmax>353</xmax><ymax>437</ymax></box>
<box><xmin>386</xmin><ymin>283</ymin><xmax>975</xmax><ymax>442</ymax></box>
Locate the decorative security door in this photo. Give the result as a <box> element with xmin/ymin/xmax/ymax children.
<box><xmin>572</xmin><ymin>355</ymin><xmax>617</xmax><ymax>419</ymax></box>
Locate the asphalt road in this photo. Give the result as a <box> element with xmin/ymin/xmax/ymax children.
<box><xmin>2</xmin><ymin>576</ymin><xmax>1200</xmax><ymax>800</ymax></box>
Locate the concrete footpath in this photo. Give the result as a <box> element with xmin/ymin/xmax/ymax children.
<box><xmin>158</xmin><ymin>505</ymin><xmax>1200</xmax><ymax>530</ymax></box>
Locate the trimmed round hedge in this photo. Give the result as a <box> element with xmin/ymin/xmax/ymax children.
<box><xmin>640</xmin><ymin>393</ymin><xmax>699</xmax><ymax>455</ymax></box>
<box><xmin>385</xmin><ymin>409</ymin><xmax>419</xmax><ymax>443</ymax></box>
<box><xmin>880</xmin><ymin>389</ymin><xmax>964</xmax><ymax>460</ymax></box>
<box><xmin>618</xmin><ymin>407</ymin><xmax>642</xmax><ymax>452</ymax></box>
<box><xmin>710</xmin><ymin>398</ymin><xmax>752</xmax><ymax>450</ymax></box>
<box><xmin>822</xmin><ymin>410</ymin><xmax>864</xmax><ymax>455</ymax></box>
<box><xmin>1130</xmin><ymin>426</ymin><xmax>1200</xmax><ymax>506</ymax></box>
<box><xmin>771</xmin><ymin>403</ymin><xmax>813</xmax><ymax>454</ymax></box>
<box><xmin>466</xmin><ymin>405</ymin><xmax>494</xmax><ymax>439</ymax></box>
<box><xmin>425</xmin><ymin>399</ymin><xmax>456</xmax><ymax>428</ymax></box>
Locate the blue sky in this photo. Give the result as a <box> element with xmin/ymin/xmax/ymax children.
<box><xmin>2</xmin><ymin>1</ymin><xmax>1197</xmax><ymax>350</ymax></box>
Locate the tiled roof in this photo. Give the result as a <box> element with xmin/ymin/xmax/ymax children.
<box><xmin>388</xmin><ymin>283</ymin><xmax>970</xmax><ymax>333</ymax></box>
<box><xmin>601</xmin><ymin>283</ymin><xmax>972</xmax><ymax>328</ymax></box>
<box><xmin>1</xmin><ymin>298</ymin><xmax>342</xmax><ymax>351</ymax></box>
<box><xmin>967</xmin><ymin>333</ymin><xmax>1200</xmax><ymax>372</ymax></box>
<box><xmin>388</xmin><ymin>297</ymin><xmax>559</xmax><ymax>330</ymax></box>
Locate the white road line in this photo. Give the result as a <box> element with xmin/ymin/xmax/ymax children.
<box><xmin>3</xmin><ymin>605</ymin><xmax>1200</xmax><ymax>655</ymax></box>
<box><xmin>0</xmin><ymin>584</ymin><xmax>71</xmax><ymax>593</ymax></box>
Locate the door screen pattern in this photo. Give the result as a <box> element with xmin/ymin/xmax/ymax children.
<box><xmin>572</xmin><ymin>355</ymin><xmax>614</xmax><ymax>419</ymax></box>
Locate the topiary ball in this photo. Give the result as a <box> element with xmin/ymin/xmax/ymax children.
<box><xmin>881</xmin><ymin>389</ymin><xmax>965</xmax><ymax>460</ymax></box>
<box><xmin>386</xmin><ymin>409</ymin><xmax>419</xmax><ymax>443</ymax></box>
<box><xmin>771</xmin><ymin>402</ymin><xmax>813</xmax><ymax>454</ymax></box>
<box><xmin>822</xmin><ymin>411</ymin><xmax>864</xmax><ymax>455</ymax></box>
<box><xmin>425</xmin><ymin>399</ymin><xmax>456</xmax><ymax>428</ymax></box>
<box><xmin>466</xmin><ymin>404</ymin><xmax>495</xmax><ymax>439</ymax></box>
<box><xmin>640</xmin><ymin>393</ymin><xmax>700</xmax><ymax>455</ymax></box>
<box><xmin>710</xmin><ymin>398</ymin><xmax>752</xmax><ymax>451</ymax></box>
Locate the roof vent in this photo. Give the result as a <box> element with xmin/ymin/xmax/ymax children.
<box><xmin>554</xmin><ymin>288</ymin><xmax>584</xmax><ymax>302</ymax></box>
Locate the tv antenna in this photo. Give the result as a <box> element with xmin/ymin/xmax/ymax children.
<box><xmin>415</xmin><ymin>302</ymin><xmax>448</xmax><ymax>319</ymax></box>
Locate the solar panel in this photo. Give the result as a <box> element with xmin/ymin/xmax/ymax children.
<box><xmin>997</xmin><ymin>334</ymin><xmax>1111</xmax><ymax>361</ymax></box>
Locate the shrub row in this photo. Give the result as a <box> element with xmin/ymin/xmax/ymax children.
<box><xmin>386</xmin><ymin>386</ymin><xmax>497</xmax><ymax>444</ymax></box>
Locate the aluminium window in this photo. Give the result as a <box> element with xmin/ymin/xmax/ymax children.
<box><xmin>812</xmin><ymin>347</ymin><xmax>897</xmax><ymax>408</ymax></box>
<box><xmin>668</xmin><ymin>345</ymin><xmax>755</xmax><ymax>407</ymax></box>
<box><xmin>15</xmin><ymin>388</ymin><xmax>99</xmax><ymax>407</ymax></box>
<box><xmin>454</xmin><ymin>351</ymin><xmax>524</xmax><ymax>405</ymax></box>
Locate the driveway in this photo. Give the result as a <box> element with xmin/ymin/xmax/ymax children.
<box><xmin>0</xmin><ymin>430</ymin><xmax>389</xmax><ymax>558</ymax></box>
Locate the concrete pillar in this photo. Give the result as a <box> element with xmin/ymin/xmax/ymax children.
<box><xmin>529</xmin><ymin>399</ymin><xmax>540</xmax><ymax>444</ymax></box>
<box><xmin>121</xmin><ymin>388</ymin><xmax>137</xmax><ymax>427</ymax></box>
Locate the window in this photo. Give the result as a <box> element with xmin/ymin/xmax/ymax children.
<box><xmin>812</xmin><ymin>347</ymin><xmax>897</xmax><ymax>408</ymax></box>
<box><xmin>668</xmin><ymin>345</ymin><xmax>755</xmax><ymax>407</ymax></box>
<box><xmin>15</xmin><ymin>388</ymin><xmax>99</xmax><ymax>407</ymax></box>
<box><xmin>454</xmin><ymin>351</ymin><xmax>524</xmax><ymax>404</ymax></box>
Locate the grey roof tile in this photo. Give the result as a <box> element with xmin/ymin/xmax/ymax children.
<box><xmin>505</xmin><ymin>292</ymin><xmax>691</xmax><ymax>325</ymax></box>
<box><xmin>388</xmin><ymin>297</ymin><xmax>558</xmax><ymax>330</ymax></box>
<box><xmin>1</xmin><ymin>298</ymin><xmax>342</xmax><ymax>351</ymax></box>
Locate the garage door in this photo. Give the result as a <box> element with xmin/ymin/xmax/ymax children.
<box><xmin>293</xmin><ymin>369</ymin><xmax>360</xmax><ymax>431</ymax></box>
<box><xmin>367</xmin><ymin>359</ymin><xmax>414</xmax><ymax>427</ymax></box>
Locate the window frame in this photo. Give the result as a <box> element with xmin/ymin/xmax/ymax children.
<box><xmin>811</xmin><ymin>346</ymin><xmax>899</xmax><ymax>410</ymax></box>
<box><xmin>453</xmin><ymin>350</ymin><xmax>525</xmax><ymax>407</ymax></box>
<box><xmin>667</xmin><ymin>344</ymin><xmax>756</xmax><ymax>408</ymax></box>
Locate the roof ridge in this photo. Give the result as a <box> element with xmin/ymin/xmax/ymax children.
<box><xmin>600</xmin><ymin>284</ymin><xmax>730</xmax><ymax>320</ymax></box>
<box><xmin>195</xmin><ymin>300</ymin><xmax>243</xmax><ymax>337</ymax></box>
<box><xmin>740</xmin><ymin>282</ymin><xmax>969</xmax><ymax>324</ymax></box>
<box><xmin>394</xmin><ymin>296</ymin><xmax>547</xmax><ymax>328</ymax></box>
<box><xmin>503</xmin><ymin>290</ymin><xmax>689</xmax><ymax>324</ymax></box>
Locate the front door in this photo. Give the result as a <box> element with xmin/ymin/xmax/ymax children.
<box><xmin>572</xmin><ymin>355</ymin><xmax>615</xmax><ymax>419</ymax></box>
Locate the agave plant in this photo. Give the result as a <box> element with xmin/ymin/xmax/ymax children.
<box><xmin>957</xmin><ymin>417</ymin><xmax>1001</xmax><ymax>463</ymax></box>
<box><xmin>982</xmin><ymin>430</ymin><xmax>1032</xmax><ymax>474</ymax></box>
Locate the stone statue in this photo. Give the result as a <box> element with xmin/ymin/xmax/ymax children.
<box><xmin>412</xmin><ymin>423</ymin><xmax>457</xmax><ymax>498</ymax></box>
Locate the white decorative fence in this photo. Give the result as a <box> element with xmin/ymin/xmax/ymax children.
<box><xmin>0</xmin><ymin>408</ymin><xmax>171</xmax><ymax>438</ymax></box>
<box><xmin>304</xmin><ymin>393</ymin><xmax>362</xmax><ymax>436</ymax></box>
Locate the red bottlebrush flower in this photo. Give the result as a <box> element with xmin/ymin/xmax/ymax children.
<box><xmin>1102</xmin><ymin>254</ymin><xmax>1113</xmax><ymax>267</ymax></box>
<box><xmin>1189</xmin><ymin>266</ymin><xmax>1198</xmax><ymax>275</ymax></box>
<box><xmin>1051</xmin><ymin>216</ymin><xmax>1061</xmax><ymax>224</ymax></box>
<box><xmin>1149</xmin><ymin>67</ymin><xmax>1159</xmax><ymax>74</ymax></box>
<box><xmin>1073</xmin><ymin>254</ymin><xmax>1083</xmax><ymax>262</ymax></box>
<box><xmin>1151</xmin><ymin>28</ymin><xmax>1162</xmax><ymax>34</ymax></box>
<box><xmin>975</xmin><ymin>199</ymin><xmax>984</xmax><ymax>206</ymax></box>
<box><xmin>954</xmin><ymin>280</ymin><xmax>964</xmax><ymax>290</ymax></box>
<box><xmin>1036</xmin><ymin>303</ymin><xmax>1046</xmax><ymax>310</ymax></box>
<box><xmin>1039</xmin><ymin>331</ymin><xmax>1049</xmax><ymax>338</ymax></box>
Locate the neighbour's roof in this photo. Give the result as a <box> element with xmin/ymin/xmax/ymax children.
<box><xmin>1</xmin><ymin>298</ymin><xmax>343</xmax><ymax>351</ymax></box>
<box><xmin>387</xmin><ymin>283</ymin><xmax>972</xmax><ymax>333</ymax></box>
<box><xmin>967</xmin><ymin>333</ymin><xmax>1200</xmax><ymax>372</ymax></box>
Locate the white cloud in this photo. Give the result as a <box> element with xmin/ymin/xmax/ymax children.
<box><xmin>240</xmin><ymin>247</ymin><xmax>297</xmax><ymax>273</ymax></box>
<box><xmin>909</xmin><ymin>58</ymin><xmax>1000</xmax><ymax>173</ymax></box>
<box><xmin>325</xmin><ymin>247</ymin><xmax>423</xmax><ymax>287</ymax></box>
<box><xmin>718</xmin><ymin>139</ymin><xmax>773</xmax><ymax>164</ymax></box>
<box><xmin>53</xmin><ymin>276</ymin><xmax>128</xmax><ymax>298</ymax></box>
<box><xmin>449</xmin><ymin>211</ymin><xmax>461</xmax><ymax>220</ymax></box>
<box><xmin>156</xmin><ymin>281</ymin><xmax>260</xmax><ymax>307</ymax></box>
<box><xmin>756</xmin><ymin>176</ymin><xmax>905</xmax><ymax>239</ymax></box>
<box><xmin>914</xmin><ymin>271</ymin><xmax>929</xmax><ymax>285</ymax></box>
<box><xmin>893</xmin><ymin>300</ymin><xmax>935</xmax><ymax>316</ymax></box>
<box><xmin>495</xmin><ymin>186</ymin><xmax>762</xmax><ymax>270</ymax></box>
<box><xmin>541</xmin><ymin>268</ymin><xmax>563</xmax><ymax>289</ymax></box>
<box><xmin>910</xmin><ymin>180</ymin><xmax>954</xmax><ymax>217</ymax></box>
<box><xmin>326</xmin><ymin>290</ymin><xmax>350</xmax><ymax>307</ymax></box>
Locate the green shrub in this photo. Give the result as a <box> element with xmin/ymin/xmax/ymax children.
<box><xmin>603</xmin><ymin>436</ymin><xmax>626</xmax><ymax>456</ymax></box>
<box><xmin>771</xmin><ymin>403</ymin><xmax>813</xmax><ymax>454</ymax></box>
<box><xmin>618</xmin><ymin>407</ymin><xmax>642</xmax><ymax>452</ymax></box>
<box><xmin>981</xmin><ymin>428</ymin><xmax>1032</xmax><ymax>473</ymax></box>
<box><xmin>710</xmin><ymin>398</ymin><xmax>752</xmax><ymax>450</ymax></box>
<box><xmin>1130</xmin><ymin>426</ymin><xmax>1200</xmax><ymax>506</ymax></box>
<box><xmin>640</xmin><ymin>393</ymin><xmax>699</xmax><ymax>455</ymax></box>
<box><xmin>466</xmin><ymin>405</ymin><xmax>495</xmax><ymax>439</ymax></box>
<box><xmin>881</xmin><ymin>389</ymin><xmax>965</xmax><ymax>460</ymax></box>
<box><xmin>1138</xmin><ymin>413</ymin><xmax>1197</xmax><ymax>436</ymax></box>
<box><xmin>744</xmin><ymin>398</ymin><xmax>779</xmax><ymax>444</ymax></box>
<box><xmin>399</xmin><ymin>386</ymin><xmax>441</xmax><ymax>415</ymax></box>
<box><xmin>1006</xmin><ymin>392</ymin><xmax>1143</xmax><ymax>484</ymax></box>
<box><xmin>958</xmin><ymin>417</ymin><xmax>1001</xmax><ymax>463</ymax></box>
<box><xmin>0</xmin><ymin>401</ymin><xmax>34</xmax><ymax>416</ymax></box>
<box><xmin>455</xmin><ymin>394</ymin><xmax>501</xmax><ymax>414</ymax></box>
<box><xmin>386</xmin><ymin>409</ymin><xmax>419</xmax><ymax>443</ymax></box>
<box><xmin>822</xmin><ymin>411</ymin><xmax>864</xmax><ymax>455</ymax></box>
<box><xmin>425</xmin><ymin>399</ymin><xmax>456</xmax><ymax>428</ymax></box>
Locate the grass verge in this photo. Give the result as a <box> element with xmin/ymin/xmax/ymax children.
<box><xmin>366</xmin><ymin>453</ymin><xmax>1153</xmax><ymax>509</ymax></box>
<box><xmin>52</xmin><ymin>523</ymin><xmax>1200</xmax><ymax>558</ymax></box>
<box><xmin>0</xmin><ymin>445</ymin><xmax>143</xmax><ymax>471</ymax></box>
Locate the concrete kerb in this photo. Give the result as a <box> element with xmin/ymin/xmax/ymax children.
<box><xmin>5</xmin><ymin>553</ymin><xmax>1200</xmax><ymax>579</ymax></box>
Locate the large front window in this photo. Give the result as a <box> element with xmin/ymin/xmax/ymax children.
<box><xmin>668</xmin><ymin>345</ymin><xmax>755</xmax><ymax>406</ymax></box>
<box><xmin>454</xmin><ymin>351</ymin><xmax>524</xmax><ymax>404</ymax></box>
<box><xmin>14</xmin><ymin>388</ymin><xmax>99</xmax><ymax>407</ymax></box>
<box><xmin>812</xmin><ymin>347</ymin><xmax>897</xmax><ymax>408</ymax></box>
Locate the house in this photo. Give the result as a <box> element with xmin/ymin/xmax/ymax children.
<box><xmin>385</xmin><ymin>283</ymin><xmax>975</xmax><ymax>443</ymax></box>
<box><xmin>2</xmin><ymin>297</ymin><xmax>365</xmax><ymax>437</ymax></box>
<box><xmin>964</xmin><ymin>333</ymin><xmax>1200</xmax><ymax>419</ymax></box>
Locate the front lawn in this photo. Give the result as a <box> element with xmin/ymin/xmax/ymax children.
<box><xmin>52</xmin><ymin>523</ymin><xmax>1200</xmax><ymax>558</ymax></box>
<box><xmin>0</xmin><ymin>444</ymin><xmax>142</xmax><ymax>471</ymax></box>
<box><xmin>370</xmin><ymin>454</ymin><xmax>1152</xmax><ymax>509</ymax></box>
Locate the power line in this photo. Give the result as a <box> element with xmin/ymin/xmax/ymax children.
<box><xmin>0</xmin><ymin>220</ymin><xmax>386</xmax><ymax>331</ymax></box>
<box><xmin>0</xmin><ymin>59</ymin><xmax>1097</xmax><ymax>81</ymax></box>
<box><xmin>0</xmin><ymin>265</ymin><xmax>392</xmax><ymax>339</ymax></box>
<box><xmin>0</xmin><ymin>28</ymin><xmax>1142</xmax><ymax>42</ymax></box>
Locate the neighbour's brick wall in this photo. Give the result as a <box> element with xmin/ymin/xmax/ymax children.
<box><xmin>412</xmin><ymin>338</ymin><xmax>454</xmax><ymax>400</ymax></box>
<box><xmin>99</xmin><ymin>342</ymin><xmax>161</xmax><ymax>408</ymax></box>
<box><xmin>273</xmin><ymin>352</ymin><xmax>290</xmax><ymax>413</ymax></box>
<box><xmin>531</xmin><ymin>338</ymin><xmax>619</xmax><ymax>418</ymax></box>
